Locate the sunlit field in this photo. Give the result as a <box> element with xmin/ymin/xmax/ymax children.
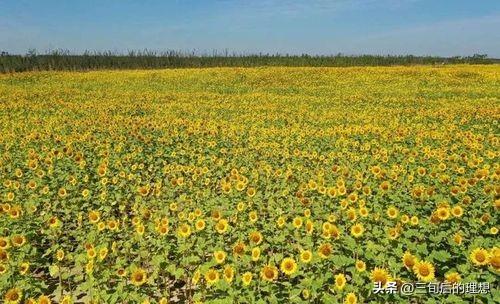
<box><xmin>0</xmin><ymin>65</ymin><xmax>499</xmax><ymax>303</ymax></box>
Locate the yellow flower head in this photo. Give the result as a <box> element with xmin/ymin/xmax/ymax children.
<box><xmin>260</xmin><ymin>265</ymin><xmax>278</xmax><ymax>282</ymax></box>
<box><xmin>130</xmin><ymin>268</ymin><xmax>147</xmax><ymax>286</ymax></box>
<box><xmin>470</xmin><ymin>248</ymin><xmax>490</xmax><ymax>266</ymax></box>
<box><xmin>413</xmin><ymin>260</ymin><xmax>435</xmax><ymax>282</ymax></box>
<box><xmin>280</xmin><ymin>257</ymin><xmax>298</xmax><ymax>276</ymax></box>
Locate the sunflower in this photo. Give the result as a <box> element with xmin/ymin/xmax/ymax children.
<box><xmin>19</xmin><ymin>262</ymin><xmax>29</xmax><ymax>275</ymax></box>
<box><xmin>355</xmin><ymin>260</ymin><xmax>366</xmax><ymax>272</ymax></box>
<box><xmin>293</xmin><ymin>217</ymin><xmax>303</xmax><ymax>228</ymax></box>
<box><xmin>410</xmin><ymin>216</ymin><xmax>419</xmax><ymax>226</ymax></box>
<box><xmin>359</xmin><ymin>207</ymin><xmax>369</xmax><ymax>217</ymax></box>
<box><xmin>4</xmin><ymin>288</ymin><xmax>22</xmax><ymax>304</ymax></box>
<box><xmin>215</xmin><ymin>219</ymin><xmax>229</xmax><ymax>234</ymax></box>
<box><xmin>386</xmin><ymin>206</ymin><xmax>398</xmax><ymax>219</ymax></box>
<box><xmin>0</xmin><ymin>263</ymin><xmax>7</xmax><ymax>274</ymax></box>
<box><xmin>445</xmin><ymin>272</ymin><xmax>461</xmax><ymax>284</ymax></box>
<box><xmin>402</xmin><ymin>251</ymin><xmax>416</xmax><ymax>269</ymax></box>
<box><xmin>261</xmin><ymin>265</ymin><xmax>278</xmax><ymax>282</ymax></box>
<box><xmin>116</xmin><ymin>268</ymin><xmax>127</xmax><ymax>277</ymax></box>
<box><xmin>452</xmin><ymin>232</ymin><xmax>463</xmax><ymax>245</ymax></box>
<box><xmin>87</xmin><ymin>248</ymin><xmax>96</xmax><ymax>259</ymax></box>
<box><xmin>451</xmin><ymin>205</ymin><xmax>463</xmax><ymax>217</ymax></box>
<box><xmin>137</xmin><ymin>185</ymin><xmax>149</xmax><ymax>197</ymax></box>
<box><xmin>236</xmin><ymin>202</ymin><xmax>245</xmax><ymax>212</ymax></box>
<box><xmin>344</xmin><ymin>292</ymin><xmax>357</xmax><ymax>304</ymax></box>
<box><xmin>204</xmin><ymin>268</ymin><xmax>219</xmax><ymax>285</ymax></box>
<box><xmin>489</xmin><ymin>248</ymin><xmax>500</xmax><ymax>271</ymax></box>
<box><xmin>371</xmin><ymin>267</ymin><xmax>391</xmax><ymax>287</ymax></box>
<box><xmin>99</xmin><ymin>247</ymin><xmax>108</xmax><ymax>260</ymax></box>
<box><xmin>436</xmin><ymin>206</ymin><xmax>450</xmax><ymax>220</ymax></box>
<box><xmin>188</xmin><ymin>217</ymin><xmax>203</xmax><ymax>231</ymax></box>
<box><xmin>350</xmin><ymin>223</ymin><xmax>364</xmax><ymax>238</ymax></box>
<box><xmin>280</xmin><ymin>257</ymin><xmax>298</xmax><ymax>276</ymax></box>
<box><xmin>38</xmin><ymin>295</ymin><xmax>51</xmax><ymax>304</ymax></box>
<box><xmin>60</xmin><ymin>295</ymin><xmax>72</xmax><ymax>304</ymax></box>
<box><xmin>130</xmin><ymin>268</ymin><xmax>147</xmax><ymax>286</ymax></box>
<box><xmin>233</xmin><ymin>242</ymin><xmax>246</xmax><ymax>257</ymax></box>
<box><xmin>346</xmin><ymin>208</ymin><xmax>357</xmax><ymax>221</ymax></box>
<box><xmin>387</xmin><ymin>227</ymin><xmax>399</xmax><ymax>240</ymax></box>
<box><xmin>177</xmin><ymin>224</ymin><xmax>191</xmax><ymax>238</ymax></box>
<box><xmin>241</xmin><ymin>271</ymin><xmax>253</xmax><ymax>286</ymax></box>
<box><xmin>97</xmin><ymin>222</ymin><xmax>106</xmax><ymax>231</ymax></box>
<box><xmin>9</xmin><ymin>207</ymin><xmax>21</xmax><ymax>219</ymax></box>
<box><xmin>334</xmin><ymin>273</ymin><xmax>347</xmax><ymax>290</ymax></box>
<box><xmin>379</xmin><ymin>181</ymin><xmax>391</xmax><ymax>192</ymax></box>
<box><xmin>88</xmin><ymin>210</ymin><xmax>100</xmax><ymax>223</ymax></box>
<box><xmin>305</xmin><ymin>220</ymin><xmax>314</xmax><ymax>234</ymax></box>
<box><xmin>277</xmin><ymin>216</ymin><xmax>286</xmax><ymax>228</ymax></box>
<box><xmin>58</xmin><ymin>188</ymin><xmax>67</xmax><ymax>198</ymax></box>
<box><xmin>470</xmin><ymin>248</ymin><xmax>490</xmax><ymax>266</ymax></box>
<box><xmin>0</xmin><ymin>237</ymin><xmax>10</xmax><ymax>250</ymax></box>
<box><xmin>318</xmin><ymin>243</ymin><xmax>333</xmax><ymax>259</ymax></box>
<box><xmin>213</xmin><ymin>250</ymin><xmax>226</xmax><ymax>264</ymax></box>
<box><xmin>300</xmin><ymin>250</ymin><xmax>313</xmax><ymax>263</ymax></box>
<box><xmin>48</xmin><ymin>217</ymin><xmax>60</xmax><ymax>229</ymax></box>
<box><xmin>158</xmin><ymin>225</ymin><xmax>169</xmax><ymax>236</ymax></box>
<box><xmin>107</xmin><ymin>220</ymin><xmax>119</xmax><ymax>231</ymax></box>
<box><xmin>413</xmin><ymin>260</ymin><xmax>435</xmax><ymax>282</ymax></box>
<box><xmin>251</xmin><ymin>247</ymin><xmax>261</xmax><ymax>261</ymax></box>
<box><xmin>223</xmin><ymin>265</ymin><xmax>235</xmax><ymax>283</ymax></box>
<box><xmin>136</xmin><ymin>224</ymin><xmax>145</xmax><ymax>236</ymax></box>
<box><xmin>235</xmin><ymin>181</ymin><xmax>245</xmax><ymax>191</ymax></box>
<box><xmin>249</xmin><ymin>231</ymin><xmax>263</xmax><ymax>244</ymax></box>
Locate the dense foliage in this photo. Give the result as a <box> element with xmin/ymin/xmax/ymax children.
<box><xmin>0</xmin><ymin>51</ymin><xmax>497</xmax><ymax>73</ymax></box>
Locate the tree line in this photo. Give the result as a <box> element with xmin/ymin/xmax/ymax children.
<box><xmin>0</xmin><ymin>49</ymin><xmax>497</xmax><ymax>73</ymax></box>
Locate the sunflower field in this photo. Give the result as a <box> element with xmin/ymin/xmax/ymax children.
<box><xmin>0</xmin><ymin>65</ymin><xmax>499</xmax><ymax>304</ymax></box>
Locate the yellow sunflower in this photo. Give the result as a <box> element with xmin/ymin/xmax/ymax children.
<box><xmin>300</xmin><ymin>250</ymin><xmax>313</xmax><ymax>263</ymax></box>
<box><xmin>177</xmin><ymin>224</ymin><xmax>191</xmax><ymax>238</ymax></box>
<box><xmin>4</xmin><ymin>287</ymin><xmax>22</xmax><ymax>304</ymax></box>
<box><xmin>318</xmin><ymin>243</ymin><xmax>333</xmax><ymax>259</ymax></box>
<box><xmin>344</xmin><ymin>292</ymin><xmax>357</xmax><ymax>304</ymax></box>
<box><xmin>470</xmin><ymin>248</ymin><xmax>490</xmax><ymax>266</ymax></box>
<box><xmin>355</xmin><ymin>260</ymin><xmax>366</xmax><ymax>272</ymax></box>
<box><xmin>445</xmin><ymin>272</ymin><xmax>461</xmax><ymax>284</ymax></box>
<box><xmin>251</xmin><ymin>247</ymin><xmax>261</xmax><ymax>261</ymax></box>
<box><xmin>280</xmin><ymin>257</ymin><xmax>298</xmax><ymax>276</ymax></box>
<box><xmin>241</xmin><ymin>271</ymin><xmax>253</xmax><ymax>286</ymax></box>
<box><xmin>350</xmin><ymin>223</ymin><xmax>364</xmax><ymax>238</ymax></box>
<box><xmin>204</xmin><ymin>268</ymin><xmax>219</xmax><ymax>286</ymax></box>
<box><xmin>215</xmin><ymin>219</ymin><xmax>229</xmax><ymax>234</ymax></box>
<box><xmin>223</xmin><ymin>265</ymin><xmax>235</xmax><ymax>283</ymax></box>
<box><xmin>402</xmin><ymin>251</ymin><xmax>416</xmax><ymax>269</ymax></box>
<box><xmin>334</xmin><ymin>273</ymin><xmax>347</xmax><ymax>290</ymax></box>
<box><xmin>261</xmin><ymin>265</ymin><xmax>278</xmax><ymax>282</ymax></box>
<box><xmin>213</xmin><ymin>250</ymin><xmax>226</xmax><ymax>264</ymax></box>
<box><xmin>413</xmin><ymin>260</ymin><xmax>435</xmax><ymax>282</ymax></box>
<box><xmin>371</xmin><ymin>267</ymin><xmax>391</xmax><ymax>287</ymax></box>
<box><xmin>130</xmin><ymin>268</ymin><xmax>147</xmax><ymax>286</ymax></box>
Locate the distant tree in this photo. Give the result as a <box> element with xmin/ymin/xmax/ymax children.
<box><xmin>472</xmin><ymin>54</ymin><xmax>488</xmax><ymax>59</ymax></box>
<box><xmin>26</xmin><ymin>48</ymin><xmax>37</xmax><ymax>57</ymax></box>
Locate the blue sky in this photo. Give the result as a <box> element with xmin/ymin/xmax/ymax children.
<box><xmin>1</xmin><ymin>0</ymin><xmax>499</xmax><ymax>57</ymax></box>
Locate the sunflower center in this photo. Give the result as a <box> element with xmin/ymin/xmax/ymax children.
<box><xmin>476</xmin><ymin>253</ymin><xmax>485</xmax><ymax>262</ymax></box>
<box><xmin>265</xmin><ymin>269</ymin><xmax>274</xmax><ymax>278</ymax></box>
<box><xmin>420</xmin><ymin>266</ymin><xmax>429</xmax><ymax>276</ymax></box>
